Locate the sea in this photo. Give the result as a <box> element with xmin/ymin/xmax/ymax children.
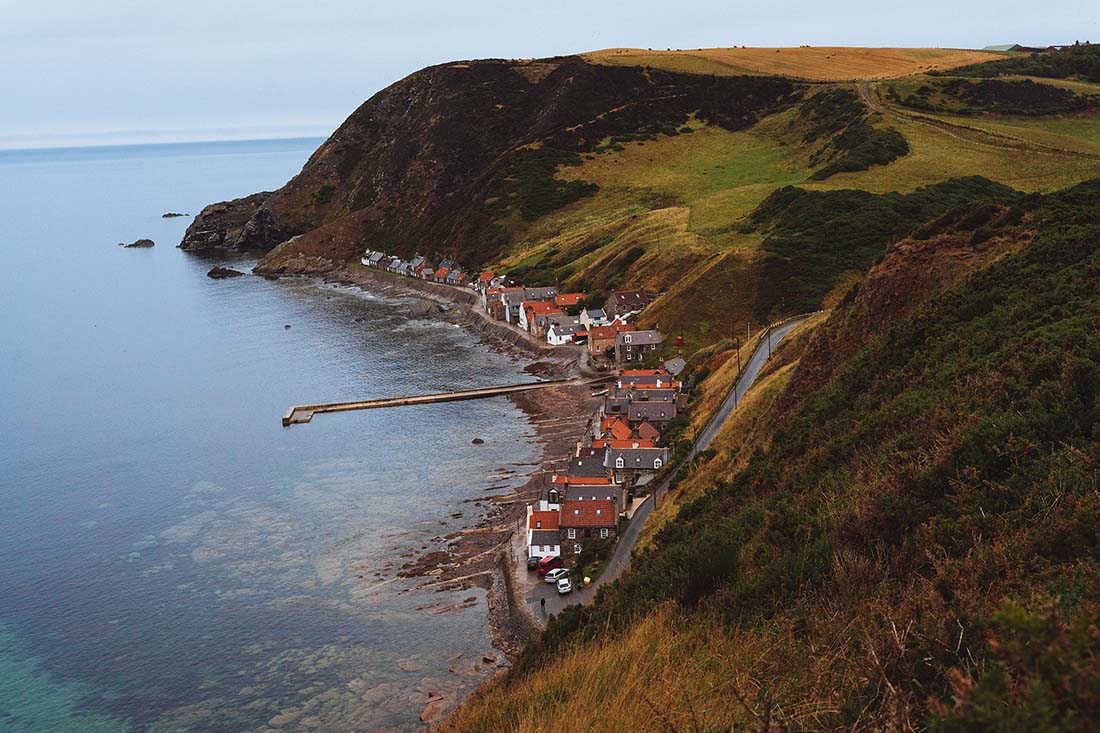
<box><xmin>0</xmin><ymin>138</ymin><xmax>539</xmax><ymax>731</ymax></box>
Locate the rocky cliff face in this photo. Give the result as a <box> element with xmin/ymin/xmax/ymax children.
<box><xmin>179</xmin><ymin>56</ymin><xmax>799</xmax><ymax>272</ymax></box>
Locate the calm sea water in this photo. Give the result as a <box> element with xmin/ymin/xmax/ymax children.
<box><xmin>0</xmin><ymin>139</ymin><xmax>538</xmax><ymax>731</ymax></box>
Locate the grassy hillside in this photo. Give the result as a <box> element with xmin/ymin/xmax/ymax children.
<box><xmin>584</xmin><ymin>46</ymin><xmax>1000</xmax><ymax>81</ymax></box>
<box><xmin>444</xmin><ymin>179</ymin><xmax>1100</xmax><ymax>733</ymax></box>
<box><xmin>472</xmin><ymin>49</ymin><xmax>1100</xmax><ymax>354</ymax></box>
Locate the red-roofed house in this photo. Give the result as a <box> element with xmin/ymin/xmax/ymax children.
<box><xmin>519</xmin><ymin>301</ymin><xmax>563</xmax><ymax>336</ymax></box>
<box><xmin>603</xmin><ymin>418</ymin><xmax>633</xmax><ymax>441</ymax></box>
<box><xmin>478</xmin><ymin>271</ymin><xmax>495</xmax><ymax>292</ymax></box>
<box><xmin>554</xmin><ymin>293</ymin><xmax>586</xmax><ymax>311</ymax></box>
<box><xmin>527</xmin><ymin>508</ymin><xmax>561</xmax><ymax>560</ymax></box>
<box><xmin>588</xmin><ymin>321</ymin><xmax>633</xmax><ymax>360</ymax></box>
<box><xmin>560</xmin><ymin>500</ymin><xmax>617</xmax><ymax>554</ymax></box>
<box><xmin>593</xmin><ymin>438</ymin><xmax>657</xmax><ymax>449</ymax></box>
<box><xmin>433</xmin><ymin>267</ymin><xmax>450</xmax><ymax>283</ymax></box>
<box><xmin>636</xmin><ymin>419</ymin><xmax>661</xmax><ymax>441</ymax></box>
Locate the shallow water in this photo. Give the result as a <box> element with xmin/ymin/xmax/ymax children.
<box><xmin>0</xmin><ymin>139</ymin><xmax>538</xmax><ymax>731</ymax></box>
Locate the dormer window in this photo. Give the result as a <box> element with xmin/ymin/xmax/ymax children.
<box><xmin>615</xmin><ymin>457</ymin><xmax>624</xmax><ymax>469</ymax></box>
<box><xmin>596</xmin><ymin>509</ymin><xmax>602</xmax><ymax>515</ymax></box>
<box><xmin>654</xmin><ymin>458</ymin><xmax>663</xmax><ymax>469</ymax></box>
<box><xmin>574</xmin><ymin>509</ymin><xmax>580</xmax><ymax>515</ymax></box>
<box><xmin>624</xmin><ymin>334</ymin><xmax>632</xmax><ymax>344</ymax></box>
<box><xmin>535</xmin><ymin>520</ymin><xmax>542</xmax><ymax>529</ymax></box>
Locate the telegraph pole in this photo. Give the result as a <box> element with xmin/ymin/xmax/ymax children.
<box><xmin>767</xmin><ymin>323</ymin><xmax>772</xmax><ymax>359</ymax></box>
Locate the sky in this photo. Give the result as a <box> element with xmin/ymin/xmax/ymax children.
<box><xmin>1</xmin><ymin>0</ymin><xmax>1094</xmax><ymax>149</ymax></box>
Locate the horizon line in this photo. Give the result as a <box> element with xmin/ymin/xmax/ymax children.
<box><xmin>0</xmin><ymin>132</ymin><xmax>331</xmax><ymax>154</ymax></box>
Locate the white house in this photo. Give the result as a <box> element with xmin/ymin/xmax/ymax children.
<box><xmin>526</xmin><ymin>505</ymin><xmax>561</xmax><ymax>560</ymax></box>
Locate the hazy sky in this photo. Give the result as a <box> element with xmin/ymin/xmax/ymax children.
<box><xmin>1</xmin><ymin>0</ymin><xmax>1094</xmax><ymax>148</ymax></box>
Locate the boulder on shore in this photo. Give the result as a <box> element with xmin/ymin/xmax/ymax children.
<box><xmin>207</xmin><ymin>266</ymin><xmax>245</xmax><ymax>279</ymax></box>
<box><xmin>161</xmin><ymin>212</ymin><xmax>189</xmax><ymax>218</ymax></box>
<box><xmin>119</xmin><ymin>238</ymin><xmax>155</xmax><ymax>248</ymax></box>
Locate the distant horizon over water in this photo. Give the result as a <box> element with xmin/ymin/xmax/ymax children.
<box><xmin>0</xmin><ymin>136</ymin><xmax>534</xmax><ymax>731</ymax></box>
<box><xmin>0</xmin><ymin>134</ymin><xmax>329</xmax><ymax>156</ymax></box>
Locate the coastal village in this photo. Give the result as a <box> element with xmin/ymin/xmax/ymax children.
<box><xmin>360</xmin><ymin>250</ymin><xmax>682</xmax><ymax>596</ymax></box>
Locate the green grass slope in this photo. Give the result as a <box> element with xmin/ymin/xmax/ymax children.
<box><xmin>445</xmin><ymin>179</ymin><xmax>1100</xmax><ymax>732</ymax></box>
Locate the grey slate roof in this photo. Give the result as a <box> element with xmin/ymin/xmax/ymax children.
<box><xmin>604</xmin><ymin>447</ymin><xmax>670</xmax><ymax>470</ymax></box>
<box><xmin>524</xmin><ymin>286</ymin><xmax>559</xmax><ymax>301</ymax></box>
<box><xmin>549</xmin><ymin>323</ymin><xmax>583</xmax><ymax>337</ymax></box>
<box><xmin>568</xmin><ymin>454</ymin><xmax>608</xmax><ymax>478</ymax></box>
<box><xmin>618</xmin><ymin>330</ymin><xmax>662</xmax><ymax>346</ymax></box>
<box><xmin>627</xmin><ymin>402</ymin><xmax>675</xmax><ymax>423</ymax></box>
<box><xmin>529</xmin><ymin>530</ymin><xmax>560</xmax><ymax>546</ymax></box>
<box><xmin>664</xmin><ymin>356</ymin><xmax>687</xmax><ymax>376</ymax></box>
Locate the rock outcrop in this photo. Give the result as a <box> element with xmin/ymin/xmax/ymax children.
<box><xmin>179</xmin><ymin>192</ymin><xmax>272</xmax><ymax>252</ymax></box>
<box><xmin>119</xmin><ymin>238</ymin><xmax>155</xmax><ymax>248</ymax></box>
<box><xmin>207</xmin><ymin>266</ymin><xmax>245</xmax><ymax>279</ymax></box>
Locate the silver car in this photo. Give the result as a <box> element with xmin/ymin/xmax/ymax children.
<box><xmin>544</xmin><ymin>568</ymin><xmax>569</xmax><ymax>584</ymax></box>
<box><xmin>556</xmin><ymin>577</ymin><xmax>573</xmax><ymax>595</ymax></box>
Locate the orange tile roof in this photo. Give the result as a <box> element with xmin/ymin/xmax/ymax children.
<box><xmin>594</xmin><ymin>439</ymin><xmax>656</xmax><ymax>449</ymax></box>
<box><xmin>608</xmin><ymin>420</ymin><xmax>633</xmax><ymax>441</ymax></box>
<box><xmin>524</xmin><ymin>301</ymin><xmax>561</xmax><ymax>316</ymax></box>
<box><xmin>561</xmin><ymin>500</ymin><xmax>617</xmax><ymax>527</ymax></box>
<box><xmin>590</xmin><ymin>323</ymin><xmax>633</xmax><ymax>340</ymax></box>
<box><xmin>479</xmin><ymin>271</ymin><xmax>495</xmax><ymax>282</ymax></box>
<box><xmin>554</xmin><ymin>293</ymin><xmax>585</xmax><ymax>307</ymax></box>
<box><xmin>528</xmin><ymin>510</ymin><xmax>560</xmax><ymax>530</ymax></box>
<box><xmin>636</xmin><ymin>420</ymin><xmax>660</xmax><ymax>440</ymax></box>
<box><xmin>622</xmin><ymin>369</ymin><xmax>669</xmax><ymax>377</ymax></box>
<box><xmin>434</xmin><ymin>267</ymin><xmax>450</xmax><ymax>279</ymax></box>
<box><xmin>551</xmin><ymin>475</ymin><xmax>613</xmax><ymax>485</ymax></box>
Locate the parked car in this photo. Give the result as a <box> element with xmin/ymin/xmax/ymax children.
<box><xmin>556</xmin><ymin>577</ymin><xmax>573</xmax><ymax>595</ymax></box>
<box><xmin>537</xmin><ymin>555</ymin><xmax>563</xmax><ymax>576</ymax></box>
<box><xmin>544</xmin><ymin>568</ymin><xmax>569</xmax><ymax>584</ymax></box>
<box><xmin>526</xmin><ymin>556</ymin><xmax>540</xmax><ymax>570</ymax></box>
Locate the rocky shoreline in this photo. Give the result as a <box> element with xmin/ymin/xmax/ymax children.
<box><xmin>263</xmin><ymin>261</ymin><xmax>600</xmax><ymax>667</ymax></box>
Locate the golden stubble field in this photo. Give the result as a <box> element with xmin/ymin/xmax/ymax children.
<box><xmin>584</xmin><ymin>46</ymin><xmax>1001</xmax><ymax>81</ymax></box>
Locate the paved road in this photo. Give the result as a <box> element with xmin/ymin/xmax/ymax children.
<box><xmin>528</xmin><ymin>318</ymin><xmax>808</xmax><ymax>620</ymax></box>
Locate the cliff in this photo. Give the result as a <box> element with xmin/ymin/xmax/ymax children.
<box><xmin>180</xmin><ymin>56</ymin><xmax>798</xmax><ymax>271</ymax></box>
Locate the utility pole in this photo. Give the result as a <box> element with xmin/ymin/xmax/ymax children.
<box><xmin>767</xmin><ymin>324</ymin><xmax>772</xmax><ymax>359</ymax></box>
<box><xmin>747</xmin><ymin>321</ymin><xmax>751</xmax><ymax>341</ymax></box>
<box><xmin>735</xmin><ymin>337</ymin><xmax>742</xmax><ymax>379</ymax></box>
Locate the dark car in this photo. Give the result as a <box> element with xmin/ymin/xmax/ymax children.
<box><xmin>526</xmin><ymin>556</ymin><xmax>540</xmax><ymax>570</ymax></box>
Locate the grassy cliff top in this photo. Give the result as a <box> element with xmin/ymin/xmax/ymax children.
<box><xmin>583</xmin><ymin>46</ymin><xmax>1003</xmax><ymax>81</ymax></box>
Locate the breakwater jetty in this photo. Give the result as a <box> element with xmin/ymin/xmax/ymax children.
<box><xmin>283</xmin><ymin>378</ymin><xmax>606</xmax><ymax>426</ymax></box>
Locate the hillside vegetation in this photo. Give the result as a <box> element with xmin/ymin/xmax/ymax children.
<box><xmin>182</xmin><ymin>47</ymin><xmax>1100</xmax><ymax>360</ymax></box>
<box><xmin>444</xmin><ymin>178</ymin><xmax>1100</xmax><ymax>733</ymax></box>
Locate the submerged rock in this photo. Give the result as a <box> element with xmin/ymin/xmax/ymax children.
<box><xmin>119</xmin><ymin>238</ymin><xmax>155</xmax><ymax>248</ymax></box>
<box><xmin>207</xmin><ymin>266</ymin><xmax>244</xmax><ymax>279</ymax></box>
<box><xmin>161</xmin><ymin>212</ymin><xmax>189</xmax><ymax>218</ymax></box>
<box><xmin>471</xmin><ymin>438</ymin><xmax>485</xmax><ymax>445</ymax></box>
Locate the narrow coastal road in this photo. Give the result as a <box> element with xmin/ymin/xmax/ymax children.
<box><xmin>529</xmin><ymin>317</ymin><xmax>808</xmax><ymax>620</ymax></box>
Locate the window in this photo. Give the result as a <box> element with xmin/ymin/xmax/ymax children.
<box><xmin>624</xmin><ymin>334</ymin><xmax>632</xmax><ymax>344</ymax></box>
<box><xmin>654</xmin><ymin>459</ymin><xmax>663</xmax><ymax>469</ymax></box>
<box><xmin>567</xmin><ymin>528</ymin><xmax>576</xmax><ymax>539</ymax></box>
<box><xmin>574</xmin><ymin>544</ymin><xmax>582</xmax><ymax>554</ymax></box>
<box><xmin>535</xmin><ymin>520</ymin><xmax>542</xmax><ymax>529</ymax></box>
<box><xmin>615</xmin><ymin>457</ymin><xmax>624</xmax><ymax>469</ymax></box>
<box><xmin>600</xmin><ymin>528</ymin><xmax>609</xmax><ymax>538</ymax></box>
